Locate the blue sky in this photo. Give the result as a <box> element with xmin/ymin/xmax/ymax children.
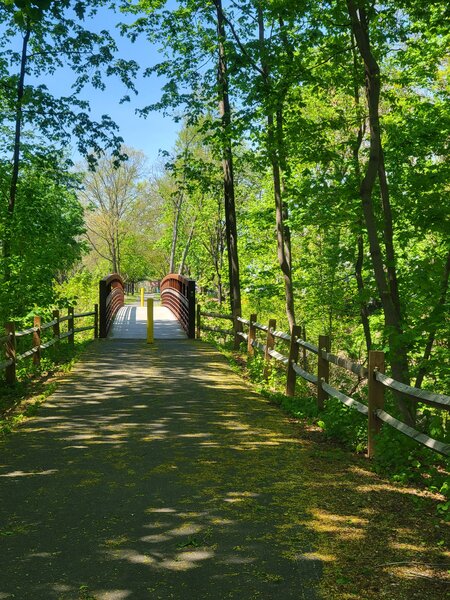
<box><xmin>37</xmin><ymin>3</ymin><xmax>182</xmax><ymax>166</ymax></box>
<box><xmin>80</xmin><ymin>5</ymin><xmax>182</xmax><ymax>165</ymax></box>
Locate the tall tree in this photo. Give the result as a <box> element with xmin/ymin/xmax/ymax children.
<box><xmin>213</xmin><ymin>0</ymin><xmax>241</xmax><ymax>319</ymax></box>
<box><xmin>122</xmin><ymin>0</ymin><xmax>242</xmax><ymax>316</ymax></box>
<box><xmin>0</xmin><ymin>0</ymin><xmax>136</xmax><ymax>281</ymax></box>
<box><xmin>80</xmin><ymin>148</ymin><xmax>146</xmax><ymax>275</ymax></box>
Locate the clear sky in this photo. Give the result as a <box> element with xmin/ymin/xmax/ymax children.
<box><xmin>53</xmin><ymin>3</ymin><xmax>182</xmax><ymax>167</ymax></box>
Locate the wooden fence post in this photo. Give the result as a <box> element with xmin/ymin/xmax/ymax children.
<box><xmin>367</xmin><ymin>350</ymin><xmax>385</xmax><ymax>459</ymax></box>
<box><xmin>98</xmin><ymin>278</ymin><xmax>108</xmax><ymax>338</ymax></box>
<box><xmin>94</xmin><ymin>304</ymin><xmax>99</xmax><ymax>339</ymax></box>
<box><xmin>5</xmin><ymin>322</ymin><xmax>16</xmax><ymax>385</ymax></box>
<box><xmin>247</xmin><ymin>313</ymin><xmax>257</xmax><ymax>356</ymax></box>
<box><xmin>286</xmin><ymin>325</ymin><xmax>302</xmax><ymax>397</ymax></box>
<box><xmin>68</xmin><ymin>307</ymin><xmax>74</xmax><ymax>345</ymax></box>
<box><xmin>52</xmin><ymin>309</ymin><xmax>60</xmax><ymax>341</ymax></box>
<box><xmin>317</xmin><ymin>334</ymin><xmax>330</xmax><ymax>410</ymax></box>
<box><xmin>264</xmin><ymin>319</ymin><xmax>276</xmax><ymax>380</ymax></box>
<box><xmin>33</xmin><ymin>316</ymin><xmax>41</xmax><ymax>366</ymax></box>
<box><xmin>196</xmin><ymin>304</ymin><xmax>201</xmax><ymax>339</ymax></box>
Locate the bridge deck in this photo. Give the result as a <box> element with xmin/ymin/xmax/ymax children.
<box><xmin>109</xmin><ymin>302</ymin><xmax>186</xmax><ymax>340</ymax></box>
<box><xmin>0</xmin><ymin>339</ymin><xmax>442</xmax><ymax>599</ymax></box>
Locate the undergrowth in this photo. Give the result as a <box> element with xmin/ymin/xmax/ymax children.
<box><xmin>205</xmin><ymin>334</ymin><xmax>450</xmax><ymax>520</ymax></box>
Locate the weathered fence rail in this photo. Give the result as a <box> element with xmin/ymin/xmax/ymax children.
<box><xmin>161</xmin><ymin>274</ymin><xmax>196</xmax><ymax>338</ymax></box>
<box><xmin>1</xmin><ymin>307</ymin><xmax>98</xmax><ymax>385</ymax></box>
<box><xmin>198</xmin><ymin>308</ymin><xmax>450</xmax><ymax>458</ymax></box>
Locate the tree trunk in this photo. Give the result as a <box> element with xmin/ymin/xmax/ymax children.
<box><xmin>347</xmin><ymin>0</ymin><xmax>414</xmax><ymax>425</ymax></box>
<box><xmin>415</xmin><ymin>249</ymin><xmax>450</xmax><ymax>389</ymax></box>
<box><xmin>111</xmin><ymin>235</ymin><xmax>118</xmax><ymax>274</ymax></box>
<box><xmin>258</xmin><ymin>8</ymin><xmax>296</xmax><ymax>330</ymax></box>
<box><xmin>214</xmin><ymin>0</ymin><xmax>242</xmax><ymax>320</ymax></box>
<box><xmin>351</xmin><ymin>38</ymin><xmax>372</xmax><ymax>353</ymax></box>
<box><xmin>355</xmin><ymin>233</ymin><xmax>372</xmax><ymax>352</ymax></box>
<box><xmin>3</xmin><ymin>25</ymin><xmax>31</xmax><ymax>280</ymax></box>
<box><xmin>178</xmin><ymin>215</ymin><xmax>197</xmax><ymax>275</ymax></box>
<box><xmin>169</xmin><ymin>194</ymin><xmax>182</xmax><ymax>274</ymax></box>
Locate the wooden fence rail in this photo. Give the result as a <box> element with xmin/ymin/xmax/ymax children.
<box><xmin>1</xmin><ymin>306</ymin><xmax>98</xmax><ymax>385</ymax></box>
<box><xmin>197</xmin><ymin>307</ymin><xmax>450</xmax><ymax>458</ymax></box>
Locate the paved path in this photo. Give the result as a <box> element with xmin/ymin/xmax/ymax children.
<box><xmin>0</xmin><ymin>339</ymin><xmax>321</xmax><ymax>600</ymax></box>
<box><xmin>110</xmin><ymin>304</ymin><xmax>186</xmax><ymax>340</ymax></box>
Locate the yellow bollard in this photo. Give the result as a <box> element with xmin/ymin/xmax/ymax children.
<box><xmin>147</xmin><ymin>298</ymin><xmax>154</xmax><ymax>343</ymax></box>
<box><xmin>140</xmin><ymin>287</ymin><xmax>144</xmax><ymax>307</ymax></box>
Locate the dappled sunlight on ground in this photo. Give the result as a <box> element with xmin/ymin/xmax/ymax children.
<box><xmin>0</xmin><ymin>339</ymin><xmax>447</xmax><ymax>599</ymax></box>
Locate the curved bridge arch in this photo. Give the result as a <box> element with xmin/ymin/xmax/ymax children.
<box><xmin>99</xmin><ymin>273</ymin><xmax>125</xmax><ymax>338</ymax></box>
<box><xmin>160</xmin><ymin>274</ymin><xmax>196</xmax><ymax>339</ymax></box>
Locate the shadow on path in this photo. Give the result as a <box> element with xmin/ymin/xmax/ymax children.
<box><xmin>1</xmin><ymin>340</ymin><xmax>447</xmax><ymax>600</ymax></box>
<box><xmin>0</xmin><ymin>340</ymin><xmax>321</xmax><ymax>600</ymax></box>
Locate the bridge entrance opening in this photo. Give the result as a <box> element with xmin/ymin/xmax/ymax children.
<box><xmin>99</xmin><ymin>273</ymin><xmax>195</xmax><ymax>341</ymax></box>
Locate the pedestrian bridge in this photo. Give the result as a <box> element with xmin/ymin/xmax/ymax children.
<box><xmin>99</xmin><ymin>273</ymin><xmax>196</xmax><ymax>341</ymax></box>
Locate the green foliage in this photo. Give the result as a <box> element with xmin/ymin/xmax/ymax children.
<box><xmin>315</xmin><ymin>398</ymin><xmax>368</xmax><ymax>453</ymax></box>
<box><xmin>0</xmin><ymin>152</ymin><xmax>86</xmax><ymax>323</ymax></box>
<box><xmin>54</xmin><ymin>268</ymin><xmax>100</xmax><ymax>312</ymax></box>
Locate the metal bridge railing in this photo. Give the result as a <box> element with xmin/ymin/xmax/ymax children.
<box><xmin>99</xmin><ymin>273</ymin><xmax>125</xmax><ymax>338</ymax></box>
<box><xmin>160</xmin><ymin>274</ymin><xmax>195</xmax><ymax>339</ymax></box>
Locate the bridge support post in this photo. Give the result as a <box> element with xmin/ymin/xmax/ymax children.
<box><xmin>196</xmin><ymin>304</ymin><xmax>201</xmax><ymax>339</ymax></box>
<box><xmin>98</xmin><ymin>274</ymin><xmax>125</xmax><ymax>338</ymax></box>
<box><xmin>187</xmin><ymin>280</ymin><xmax>195</xmax><ymax>339</ymax></box>
<box><xmin>160</xmin><ymin>274</ymin><xmax>196</xmax><ymax>338</ymax></box>
<box><xmin>94</xmin><ymin>304</ymin><xmax>99</xmax><ymax>339</ymax></box>
<box><xmin>147</xmin><ymin>298</ymin><xmax>154</xmax><ymax>344</ymax></box>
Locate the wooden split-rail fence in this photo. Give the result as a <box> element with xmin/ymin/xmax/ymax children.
<box><xmin>197</xmin><ymin>307</ymin><xmax>450</xmax><ymax>459</ymax></box>
<box><xmin>1</xmin><ymin>307</ymin><xmax>98</xmax><ymax>385</ymax></box>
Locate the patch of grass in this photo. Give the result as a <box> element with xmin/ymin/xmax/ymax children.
<box><xmin>78</xmin><ymin>585</ymin><xmax>97</xmax><ymax>600</ymax></box>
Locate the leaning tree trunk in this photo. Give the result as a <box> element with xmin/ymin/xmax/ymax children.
<box><xmin>351</xmin><ymin>37</ymin><xmax>372</xmax><ymax>353</ymax></box>
<box><xmin>347</xmin><ymin>0</ymin><xmax>414</xmax><ymax>425</ymax></box>
<box><xmin>214</xmin><ymin>0</ymin><xmax>242</xmax><ymax>320</ymax></box>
